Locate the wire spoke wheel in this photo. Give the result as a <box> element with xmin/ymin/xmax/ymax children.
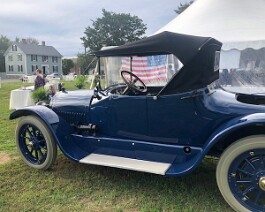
<box><xmin>229</xmin><ymin>150</ymin><xmax>265</xmax><ymax>211</ymax></box>
<box><xmin>19</xmin><ymin>124</ymin><xmax>48</xmax><ymax>165</ymax></box>
<box><xmin>217</xmin><ymin>136</ymin><xmax>265</xmax><ymax>212</ymax></box>
<box><xmin>16</xmin><ymin>116</ymin><xmax>57</xmax><ymax>170</ymax></box>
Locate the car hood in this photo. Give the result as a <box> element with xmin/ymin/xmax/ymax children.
<box><xmin>50</xmin><ymin>89</ymin><xmax>94</xmax><ymax>125</ymax></box>
<box><xmin>50</xmin><ymin>89</ymin><xmax>94</xmax><ymax>108</ymax></box>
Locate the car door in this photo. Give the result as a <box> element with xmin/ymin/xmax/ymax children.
<box><xmin>88</xmin><ymin>94</ymin><xmax>147</xmax><ymax>158</ymax></box>
<box><xmin>146</xmin><ymin>92</ymin><xmax>199</xmax><ymax>144</ymax></box>
<box><xmin>134</xmin><ymin>90</ymin><xmax>207</xmax><ymax>163</ymax></box>
<box><xmin>109</xmin><ymin>94</ymin><xmax>148</xmax><ymax>139</ymax></box>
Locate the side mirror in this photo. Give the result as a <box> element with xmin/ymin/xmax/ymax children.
<box><xmin>93</xmin><ymin>87</ymin><xmax>102</xmax><ymax>100</ymax></box>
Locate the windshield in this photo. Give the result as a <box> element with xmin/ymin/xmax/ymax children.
<box><xmin>218</xmin><ymin>48</ymin><xmax>265</xmax><ymax>94</ymax></box>
<box><xmin>99</xmin><ymin>54</ymin><xmax>183</xmax><ymax>90</ymax></box>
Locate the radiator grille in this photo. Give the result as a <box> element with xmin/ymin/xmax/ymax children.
<box><xmin>56</xmin><ymin>111</ymin><xmax>87</xmax><ymax>125</ymax></box>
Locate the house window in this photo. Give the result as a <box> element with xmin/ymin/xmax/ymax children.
<box><xmin>32</xmin><ymin>65</ymin><xmax>38</xmax><ymax>72</ymax></box>
<box><xmin>17</xmin><ymin>54</ymin><xmax>22</xmax><ymax>61</ymax></box>
<box><xmin>42</xmin><ymin>56</ymin><xmax>48</xmax><ymax>62</ymax></box>
<box><xmin>17</xmin><ymin>65</ymin><xmax>23</xmax><ymax>72</ymax></box>
<box><xmin>9</xmin><ymin>65</ymin><xmax>13</xmax><ymax>72</ymax></box>
<box><xmin>8</xmin><ymin>55</ymin><xmax>13</xmax><ymax>61</ymax></box>
<box><xmin>52</xmin><ymin>56</ymin><xmax>58</xmax><ymax>63</ymax></box>
<box><xmin>31</xmin><ymin>55</ymin><xmax>37</xmax><ymax>61</ymax></box>
<box><xmin>53</xmin><ymin>65</ymin><xmax>58</xmax><ymax>73</ymax></box>
<box><xmin>11</xmin><ymin>45</ymin><xmax>17</xmax><ymax>51</ymax></box>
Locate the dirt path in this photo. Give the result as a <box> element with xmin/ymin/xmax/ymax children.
<box><xmin>0</xmin><ymin>152</ymin><xmax>12</xmax><ymax>165</ymax></box>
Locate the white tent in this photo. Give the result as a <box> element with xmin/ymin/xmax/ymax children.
<box><xmin>156</xmin><ymin>0</ymin><xmax>265</xmax><ymax>93</ymax></box>
<box><xmin>156</xmin><ymin>0</ymin><xmax>265</xmax><ymax>51</ymax></box>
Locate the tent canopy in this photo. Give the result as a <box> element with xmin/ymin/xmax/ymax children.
<box><xmin>156</xmin><ymin>0</ymin><xmax>265</xmax><ymax>50</ymax></box>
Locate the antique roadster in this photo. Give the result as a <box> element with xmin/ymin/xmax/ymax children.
<box><xmin>10</xmin><ymin>32</ymin><xmax>265</xmax><ymax>212</ymax></box>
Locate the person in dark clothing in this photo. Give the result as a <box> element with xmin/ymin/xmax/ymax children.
<box><xmin>34</xmin><ymin>69</ymin><xmax>46</xmax><ymax>90</ymax></box>
<box><xmin>58</xmin><ymin>82</ymin><xmax>62</xmax><ymax>91</ymax></box>
<box><xmin>48</xmin><ymin>85</ymin><xmax>56</xmax><ymax>100</ymax></box>
<box><xmin>58</xmin><ymin>82</ymin><xmax>66</xmax><ymax>92</ymax></box>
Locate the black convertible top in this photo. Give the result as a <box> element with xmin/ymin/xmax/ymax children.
<box><xmin>93</xmin><ymin>31</ymin><xmax>222</xmax><ymax>94</ymax></box>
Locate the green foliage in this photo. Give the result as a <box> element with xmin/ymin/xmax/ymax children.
<box><xmin>17</xmin><ymin>37</ymin><xmax>39</xmax><ymax>44</ymax></box>
<box><xmin>77</xmin><ymin>53</ymin><xmax>96</xmax><ymax>75</ymax></box>
<box><xmin>174</xmin><ymin>1</ymin><xmax>194</xmax><ymax>14</ymax></box>
<box><xmin>24</xmin><ymin>37</ymin><xmax>39</xmax><ymax>44</ymax></box>
<box><xmin>31</xmin><ymin>87</ymin><xmax>49</xmax><ymax>103</ymax></box>
<box><xmin>0</xmin><ymin>35</ymin><xmax>11</xmax><ymax>72</ymax></box>
<box><xmin>62</xmin><ymin>59</ymin><xmax>75</xmax><ymax>75</ymax></box>
<box><xmin>75</xmin><ymin>75</ymin><xmax>87</xmax><ymax>89</ymax></box>
<box><xmin>81</xmin><ymin>9</ymin><xmax>147</xmax><ymax>52</ymax></box>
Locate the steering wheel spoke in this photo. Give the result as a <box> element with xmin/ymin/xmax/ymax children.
<box><xmin>121</xmin><ymin>71</ymin><xmax>147</xmax><ymax>94</ymax></box>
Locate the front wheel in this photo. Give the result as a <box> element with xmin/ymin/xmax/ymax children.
<box><xmin>216</xmin><ymin>136</ymin><xmax>265</xmax><ymax>212</ymax></box>
<box><xmin>16</xmin><ymin>115</ymin><xmax>57</xmax><ymax>170</ymax></box>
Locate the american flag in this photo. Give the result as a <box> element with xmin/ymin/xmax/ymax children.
<box><xmin>120</xmin><ymin>55</ymin><xmax>167</xmax><ymax>85</ymax></box>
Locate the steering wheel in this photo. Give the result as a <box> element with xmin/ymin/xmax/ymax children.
<box><xmin>121</xmin><ymin>70</ymin><xmax>147</xmax><ymax>94</ymax></box>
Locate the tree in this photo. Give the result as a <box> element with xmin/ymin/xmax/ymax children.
<box><xmin>81</xmin><ymin>9</ymin><xmax>147</xmax><ymax>52</ymax></box>
<box><xmin>62</xmin><ymin>59</ymin><xmax>74</xmax><ymax>75</ymax></box>
<box><xmin>15</xmin><ymin>37</ymin><xmax>20</xmax><ymax>42</ymax></box>
<box><xmin>77</xmin><ymin>53</ymin><xmax>97</xmax><ymax>75</ymax></box>
<box><xmin>0</xmin><ymin>35</ymin><xmax>11</xmax><ymax>72</ymax></box>
<box><xmin>25</xmin><ymin>37</ymin><xmax>39</xmax><ymax>44</ymax></box>
<box><xmin>18</xmin><ymin>37</ymin><xmax>39</xmax><ymax>44</ymax></box>
<box><xmin>174</xmin><ymin>1</ymin><xmax>194</xmax><ymax>14</ymax></box>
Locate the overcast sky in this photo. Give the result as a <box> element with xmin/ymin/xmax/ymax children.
<box><xmin>0</xmin><ymin>0</ymin><xmax>189</xmax><ymax>57</ymax></box>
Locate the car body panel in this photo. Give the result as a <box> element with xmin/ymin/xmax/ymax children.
<box><xmin>46</xmin><ymin>73</ymin><xmax>60</xmax><ymax>81</ymax></box>
<box><xmin>10</xmin><ymin>84</ymin><xmax>265</xmax><ymax>176</ymax></box>
<box><xmin>10</xmin><ymin>105</ymin><xmax>59</xmax><ymax>124</ymax></box>
<box><xmin>9</xmin><ymin>32</ymin><xmax>265</xmax><ymax>177</ymax></box>
<box><xmin>11</xmin><ymin>31</ymin><xmax>265</xmax><ymax>212</ymax></box>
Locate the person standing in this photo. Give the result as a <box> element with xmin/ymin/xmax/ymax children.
<box><xmin>34</xmin><ymin>69</ymin><xmax>46</xmax><ymax>90</ymax></box>
<box><xmin>48</xmin><ymin>85</ymin><xmax>56</xmax><ymax>100</ymax></box>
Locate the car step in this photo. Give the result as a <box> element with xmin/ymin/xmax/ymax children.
<box><xmin>79</xmin><ymin>153</ymin><xmax>171</xmax><ymax>175</ymax></box>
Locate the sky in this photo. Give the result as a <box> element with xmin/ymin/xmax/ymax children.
<box><xmin>0</xmin><ymin>0</ymin><xmax>189</xmax><ymax>57</ymax></box>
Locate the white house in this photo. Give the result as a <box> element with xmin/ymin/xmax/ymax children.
<box><xmin>4</xmin><ymin>40</ymin><xmax>62</xmax><ymax>76</ymax></box>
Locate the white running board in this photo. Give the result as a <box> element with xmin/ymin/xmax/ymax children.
<box><xmin>79</xmin><ymin>154</ymin><xmax>171</xmax><ymax>175</ymax></box>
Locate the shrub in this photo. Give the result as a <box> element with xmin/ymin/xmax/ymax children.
<box><xmin>75</xmin><ymin>75</ymin><xmax>87</xmax><ymax>89</ymax></box>
<box><xmin>31</xmin><ymin>87</ymin><xmax>49</xmax><ymax>103</ymax></box>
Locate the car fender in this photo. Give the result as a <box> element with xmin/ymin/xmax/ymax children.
<box><xmin>167</xmin><ymin>113</ymin><xmax>265</xmax><ymax>176</ymax></box>
<box><xmin>204</xmin><ymin>113</ymin><xmax>265</xmax><ymax>153</ymax></box>
<box><xmin>10</xmin><ymin>105</ymin><xmax>89</xmax><ymax>162</ymax></box>
<box><xmin>10</xmin><ymin>105</ymin><xmax>59</xmax><ymax>124</ymax></box>
<box><xmin>9</xmin><ymin>106</ymin><xmax>60</xmax><ymax>147</ymax></box>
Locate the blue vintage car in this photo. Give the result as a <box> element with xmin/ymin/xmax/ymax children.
<box><xmin>10</xmin><ymin>32</ymin><xmax>265</xmax><ymax>212</ymax></box>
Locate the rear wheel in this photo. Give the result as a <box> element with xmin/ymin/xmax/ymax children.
<box><xmin>216</xmin><ymin>136</ymin><xmax>265</xmax><ymax>212</ymax></box>
<box><xmin>16</xmin><ymin>116</ymin><xmax>57</xmax><ymax>170</ymax></box>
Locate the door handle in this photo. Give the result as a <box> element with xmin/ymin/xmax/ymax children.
<box><xmin>181</xmin><ymin>91</ymin><xmax>203</xmax><ymax>100</ymax></box>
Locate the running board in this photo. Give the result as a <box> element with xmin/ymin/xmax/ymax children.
<box><xmin>79</xmin><ymin>154</ymin><xmax>171</xmax><ymax>175</ymax></box>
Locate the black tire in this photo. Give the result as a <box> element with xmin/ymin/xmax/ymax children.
<box><xmin>216</xmin><ymin>135</ymin><xmax>265</xmax><ymax>212</ymax></box>
<box><xmin>15</xmin><ymin>115</ymin><xmax>57</xmax><ymax>170</ymax></box>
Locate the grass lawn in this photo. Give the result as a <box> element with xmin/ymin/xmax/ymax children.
<box><xmin>0</xmin><ymin>81</ymin><xmax>233</xmax><ymax>212</ymax></box>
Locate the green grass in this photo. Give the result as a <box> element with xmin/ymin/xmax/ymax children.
<box><xmin>0</xmin><ymin>81</ymin><xmax>233</xmax><ymax>212</ymax></box>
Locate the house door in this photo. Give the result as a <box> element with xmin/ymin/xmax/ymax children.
<box><xmin>42</xmin><ymin>66</ymin><xmax>49</xmax><ymax>75</ymax></box>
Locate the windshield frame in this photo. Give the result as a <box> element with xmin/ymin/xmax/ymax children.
<box><xmin>96</xmin><ymin>54</ymin><xmax>184</xmax><ymax>93</ymax></box>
